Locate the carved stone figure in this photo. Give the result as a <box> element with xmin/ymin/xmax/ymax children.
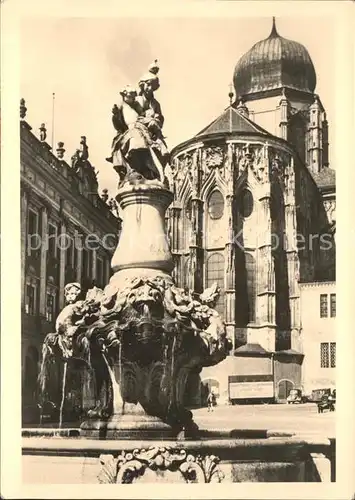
<box><xmin>106</xmin><ymin>61</ymin><xmax>169</xmax><ymax>185</ymax></box>
<box><xmin>98</xmin><ymin>447</ymin><xmax>224</xmax><ymax>483</ymax></box>
<box><xmin>71</xmin><ymin>136</ymin><xmax>89</xmax><ymax>171</ymax></box>
<box><xmin>39</xmin><ymin>123</ymin><xmax>47</xmax><ymax>142</ymax></box>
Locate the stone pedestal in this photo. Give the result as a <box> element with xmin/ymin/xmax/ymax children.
<box><xmin>111</xmin><ymin>182</ymin><xmax>174</xmax><ymax>274</ymax></box>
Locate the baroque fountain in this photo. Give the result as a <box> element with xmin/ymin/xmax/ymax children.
<box><xmin>22</xmin><ymin>61</ymin><xmax>334</xmax><ymax>484</ymax></box>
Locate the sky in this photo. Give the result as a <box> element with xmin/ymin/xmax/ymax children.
<box><xmin>20</xmin><ymin>16</ymin><xmax>335</xmax><ymax>196</ymax></box>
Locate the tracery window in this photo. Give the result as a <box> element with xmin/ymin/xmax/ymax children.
<box><xmin>238</xmin><ymin>189</ymin><xmax>254</xmax><ymax>218</ymax></box>
<box><xmin>208</xmin><ymin>190</ymin><xmax>224</xmax><ymax>220</ymax></box>
<box><xmin>245</xmin><ymin>253</ymin><xmax>256</xmax><ymax>323</ymax></box>
<box><xmin>206</xmin><ymin>252</ymin><xmax>225</xmax><ymax>316</ymax></box>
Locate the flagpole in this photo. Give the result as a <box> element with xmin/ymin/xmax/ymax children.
<box><xmin>51</xmin><ymin>92</ymin><xmax>55</xmax><ymax>150</ymax></box>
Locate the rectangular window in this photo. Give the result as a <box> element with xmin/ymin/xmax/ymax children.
<box><xmin>330</xmin><ymin>293</ymin><xmax>336</xmax><ymax>318</ymax></box>
<box><xmin>82</xmin><ymin>248</ymin><xmax>92</xmax><ymax>278</ymax></box>
<box><xmin>320</xmin><ymin>294</ymin><xmax>328</xmax><ymax>318</ymax></box>
<box><xmin>25</xmin><ymin>283</ymin><xmax>37</xmax><ymax>315</ymax></box>
<box><xmin>66</xmin><ymin>237</ymin><xmax>74</xmax><ymax>268</ymax></box>
<box><xmin>46</xmin><ymin>292</ymin><xmax>56</xmax><ymax>323</ymax></box>
<box><xmin>27</xmin><ymin>209</ymin><xmax>39</xmax><ymax>257</ymax></box>
<box><xmin>48</xmin><ymin>223</ymin><xmax>57</xmax><ymax>258</ymax></box>
<box><xmin>330</xmin><ymin>342</ymin><xmax>336</xmax><ymax>368</ymax></box>
<box><xmin>96</xmin><ymin>257</ymin><xmax>104</xmax><ymax>288</ymax></box>
<box><xmin>320</xmin><ymin>342</ymin><xmax>330</xmax><ymax>368</ymax></box>
<box><xmin>28</xmin><ymin>208</ymin><xmax>39</xmax><ymax>235</ymax></box>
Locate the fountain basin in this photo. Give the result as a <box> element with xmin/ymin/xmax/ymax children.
<box><xmin>22</xmin><ymin>430</ymin><xmax>335</xmax><ymax>483</ymax></box>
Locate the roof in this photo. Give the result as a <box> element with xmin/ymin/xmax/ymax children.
<box><xmin>233</xmin><ymin>18</ymin><xmax>316</xmax><ymax>98</ymax></box>
<box><xmin>312</xmin><ymin>167</ymin><xmax>336</xmax><ymax>191</ymax></box>
<box><xmin>234</xmin><ymin>343</ymin><xmax>270</xmax><ymax>356</ymax></box>
<box><xmin>275</xmin><ymin>348</ymin><xmax>304</xmax><ymax>357</ymax></box>
<box><xmin>195</xmin><ymin>106</ymin><xmax>272</xmax><ymax>139</ymax></box>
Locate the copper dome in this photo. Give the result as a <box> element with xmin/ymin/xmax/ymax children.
<box><xmin>233</xmin><ymin>19</ymin><xmax>317</xmax><ymax>98</ymax></box>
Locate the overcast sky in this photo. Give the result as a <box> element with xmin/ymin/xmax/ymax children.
<box><xmin>20</xmin><ymin>16</ymin><xmax>335</xmax><ymax>195</ymax></box>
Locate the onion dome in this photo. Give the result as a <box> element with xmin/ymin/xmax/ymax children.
<box><xmin>233</xmin><ymin>18</ymin><xmax>317</xmax><ymax>98</ymax></box>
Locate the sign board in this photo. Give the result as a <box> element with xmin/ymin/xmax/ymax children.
<box><xmin>229</xmin><ymin>381</ymin><xmax>274</xmax><ymax>399</ymax></box>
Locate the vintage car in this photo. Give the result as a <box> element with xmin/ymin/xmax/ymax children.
<box><xmin>317</xmin><ymin>390</ymin><xmax>336</xmax><ymax>413</ymax></box>
<box><xmin>286</xmin><ymin>389</ymin><xmax>306</xmax><ymax>404</ymax></box>
<box><xmin>311</xmin><ymin>388</ymin><xmax>332</xmax><ymax>403</ymax></box>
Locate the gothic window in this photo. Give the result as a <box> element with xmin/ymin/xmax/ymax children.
<box><xmin>185</xmin><ymin>198</ymin><xmax>193</xmax><ymax>220</ymax></box>
<box><xmin>320</xmin><ymin>294</ymin><xmax>328</xmax><ymax>318</ymax></box>
<box><xmin>208</xmin><ymin>190</ymin><xmax>224</xmax><ymax>220</ymax></box>
<box><xmin>184</xmin><ymin>257</ymin><xmax>190</xmax><ymax>288</ymax></box>
<box><xmin>330</xmin><ymin>293</ymin><xmax>336</xmax><ymax>318</ymax></box>
<box><xmin>183</xmin><ymin>198</ymin><xmax>193</xmax><ymax>250</ymax></box>
<box><xmin>245</xmin><ymin>253</ymin><xmax>256</xmax><ymax>323</ymax></box>
<box><xmin>206</xmin><ymin>252</ymin><xmax>224</xmax><ymax>316</ymax></box>
<box><xmin>238</xmin><ymin>189</ymin><xmax>254</xmax><ymax>218</ymax></box>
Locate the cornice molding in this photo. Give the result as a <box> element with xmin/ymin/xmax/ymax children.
<box><xmin>299</xmin><ymin>281</ymin><xmax>335</xmax><ymax>288</ymax></box>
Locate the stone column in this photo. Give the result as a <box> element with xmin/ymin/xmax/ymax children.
<box><xmin>224</xmin><ymin>193</ymin><xmax>236</xmax><ymax>347</ymax></box>
<box><xmin>92</xmin><ymin>248</ymin><xmax>97</xmax><ymax>284</ymax></box>
<box><xmin>283</xmin><ymin>158</ymin><xmax>301</xmax><ymax>350</ymax></box>
<box><xmin>189</xmin><ymin>197</ymin><xmax>204</xmax><ymax>293</ymax></box>
<box><xmin>58</xmin><ymin>218</ymin><xmax>67</xmax><ymax>310</ymax></box>
<box><xmin>39</xmin><ymin>205</ymin><xmax>49</xmax><ymax>316</ymax></box>
<box><xmin>75</xmin><ymin>231</ymin><xmax>83</xmax><ymax>284</ymax></box>
<box><xmin>253</xmin><ymin>146</ymin><xmax>276</xmax><ymax>351</ymax></box>
<box><xmin>257</xmin><ymin>195</ymin><xmax>276</xmax><ymax>339</ymax></box>
<box><xmin>21</xmin><ymin>184</ymin><xmax>30</xmax><ymax>306</ymax></box>
<box><xmin>169</xmin><ymin>205</ymin><xmax>182</xmax><ymax>285</ymax></box>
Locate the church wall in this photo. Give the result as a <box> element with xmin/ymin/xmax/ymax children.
<box><xmin>299</xmin><ymin>282</ymin><xmax>336</xmax><ymax>395</ymax></box>
<box><xmin>294</xmin><ymin>161</ymin><xmax>334</xmax><ymax>283</ymax></box>
<box><xmin>246</xmin><ymin>96</ymin><xmax>280</xmax><ymax>137</ymax></box>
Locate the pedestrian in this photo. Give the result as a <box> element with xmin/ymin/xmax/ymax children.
<box><xmin>207</xmin><ymin>391</ymin><xmax>214</xmax><ymax>412</ymax></box>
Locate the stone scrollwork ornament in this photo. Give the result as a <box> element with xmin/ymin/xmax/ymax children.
<box><xmin>98</xmin><ymin>448</ymin><xmax>224</xmax><ymax>483</ymax></box>
<box><xmin>204</xmin><ymin>146</ymin><xmax>224</xmax><ymax>169</ymax></box>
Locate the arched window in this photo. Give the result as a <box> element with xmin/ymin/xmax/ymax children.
<box><xmin>183</xmin><ymin>198</ymin><xmax>193</xmax><ymax>250</ymax></box>
<box><xmin>238</xmin><ymin>189</ymin><xmax>254</xmax><ymax>218</ymax></box>
<box><xmin>208</xmin><ymin>190</ymin><xmax>224</xmax><ymax>220</ymax></box>
<box><xmin>245</xmin><ymin>253</ymin><xmax>256</xmax><ymax>323</ymax></box>
<box><xmin>206</xmin><ymin>252</ymin><xmax>225</xmax><ymax>316</ymax></box>
<box><xmin>184</xmin><ymin>257</ymin><xmax>191</xmax><ymax>288</ymax></box>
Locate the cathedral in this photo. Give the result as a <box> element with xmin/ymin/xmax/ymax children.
<box><xmin>167</xmin><ymin>19</ymin><xmax>336</xmax><ymax>405</ymax></box>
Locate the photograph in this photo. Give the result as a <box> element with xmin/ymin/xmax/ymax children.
<box><xmin>1</xmin><ymin>0</ymin><xmax>354</xmax><ymax>496</ymax></box>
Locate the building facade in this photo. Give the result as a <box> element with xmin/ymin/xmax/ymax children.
<box><xmin>168</xmin><ymin>19</ymin><xmax>336</xmax><ymax>405</ymax></box>
<box><xmin>20</xmin><ymin>100</ymin><xmax>120</xmax><ymax>423</ymax></box>
<box><xmin>299</xmin><ymin>282</ymin><xmax>336</xmax><ymax>394</ymax></box>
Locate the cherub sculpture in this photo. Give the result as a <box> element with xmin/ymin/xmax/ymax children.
<box><xmin>54</xmin><ymin>282</ymin><xmax>85</xmax><ymax>358</ymax></box>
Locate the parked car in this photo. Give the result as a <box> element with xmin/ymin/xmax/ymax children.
<box><xmin>317</xmin><ymin>390</ymin><xmax>336</xmax><ymax>413</ymax></box>
<box><xmin>311</xmin><ymin>388</ymin><xmax>332</xmax><ymax>403</ymax></box>
<box><xmin>286</xmin><ymin>389</ymin><xmax>307</xmax><ymax>404</ymax></box>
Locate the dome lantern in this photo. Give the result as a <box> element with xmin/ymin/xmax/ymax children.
<box><xmin>233</xmin><ymin>18</ymin><xmax>317</xmax><ymax>99</ymax></box>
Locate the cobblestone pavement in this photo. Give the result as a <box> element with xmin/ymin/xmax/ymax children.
<box><xmin>192</xmin><ymin>402</ymin><xmax>335</xmax><ymax>438</ymax></box>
